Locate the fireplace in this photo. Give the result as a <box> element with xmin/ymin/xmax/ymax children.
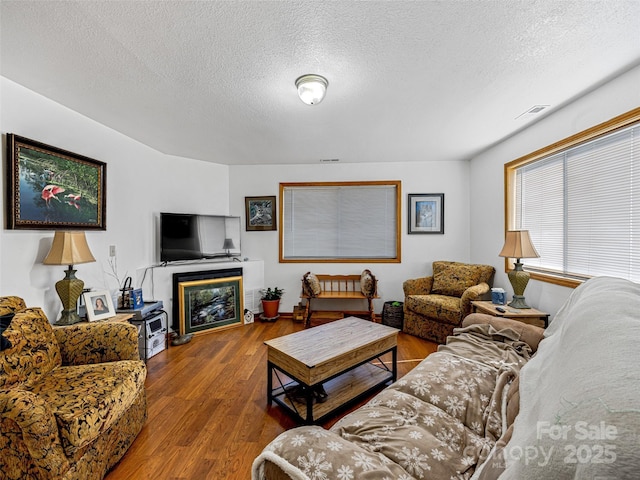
<box><xmin>172</xmin><ymin>267</ymin><xmax>243</xmax><ymax>333</ymax></box>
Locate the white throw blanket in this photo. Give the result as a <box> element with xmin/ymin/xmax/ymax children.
<box><xmin>499</xmin><ymin>276</ymin><xmax>640</xmax><ymax>479</ymax></box>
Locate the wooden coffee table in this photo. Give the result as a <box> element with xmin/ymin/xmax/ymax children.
<box><xmin>265</xmin><ymin>316</ymin><xmax>398</xmax><ymax>424</ymax></box>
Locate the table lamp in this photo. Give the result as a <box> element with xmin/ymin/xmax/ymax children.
<box><xmin>498</xmin><ymin>230</ymin><xmax>539</xmax><ymax>309</ymax></box>
<box><xmin>43</xmin><ymin>231</ymin><xmax>96</xmax><ymax>325</ymax></box>
<box><xmin>222</xmin><ymin>238</ymin><xmax>235</xmax><ymax>257</ymax></box>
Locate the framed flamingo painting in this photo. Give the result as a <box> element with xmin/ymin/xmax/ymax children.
<box><xmin>6</xmin><ymin>134</ymin><xmax>106</xmax><ymax>230</ymax></box>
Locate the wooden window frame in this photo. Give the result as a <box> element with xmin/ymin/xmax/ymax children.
<box><xmin>279</xmin><ymin>180</ymin><xmax>402</xmax><ymax>263</ymax></box>
<box><xmin>504</xmin><ymin>106</ymin><xmax>640</xmax><ymax>288</ymax></box>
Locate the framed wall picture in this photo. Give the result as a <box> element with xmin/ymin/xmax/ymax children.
<box><xmin>408</xmin><ymin>193</ymin><xmax>444</xmax><ymax>234</ymax></box>
<box><xmin>178</xmin><ymin>276</ymin><xmax>244</xmax><ymax>336</ymax></box>
<box><xmin>245</xmin><ymin>196</ymin><xmax>276</xmax><ymax>231</ymax></box>
<box><xmin>6</xmin><ymin>134</ymin><xmax>107</xmax><ymax>230</ymax></box>
<box><xmin>84</xmin><ymin>290</ymin><xmax>116</xmax><ymax>321</ymax></box>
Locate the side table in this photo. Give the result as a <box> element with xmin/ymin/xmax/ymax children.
<box><xmin>53</xmin><ymin>313</ymin><xmax>134</xmax><ymax>326</ymax></box>
<box><xmin>471</xmin><ymin>300</ymin><xmax>549</xmax><ymax>328</ymax></box>
<box><xmin>94</xmin><ymin>313</ymin><xmax>134</xmax><ymax>323</ymax></box>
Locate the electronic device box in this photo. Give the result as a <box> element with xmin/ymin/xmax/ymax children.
<box><xmin>131</xmin><ymin>310</ymin><xmax>168</xmax><ymax>361</ymax></box>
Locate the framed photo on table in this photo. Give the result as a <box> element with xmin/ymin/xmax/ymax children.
<box><xmin>408</xmin><ymin>193</ymin><xmax>444</xmax><ymax>234</ymax></box>
<box><xmin>84</xmin><ymin>290</ymin><xmax>116</xmax><ymax>321</ymax></box>
<box><xmin>6</xmin><ymin>134</ymin><xmax>106</xmax><ymax>230</ymax></box>
<box><xmin>245</xmin><ymin>196</ymin><xmax>276</xmax><ymax>231</ymax></box>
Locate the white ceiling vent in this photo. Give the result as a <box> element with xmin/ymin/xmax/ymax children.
<box><xmin>516</xmin><ymin>105</ymin><xmax>550</xmax><ymax>119</ymax></box>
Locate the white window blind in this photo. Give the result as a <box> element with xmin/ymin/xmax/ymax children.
<box><xmin>281</xmin><ymin>182</ymin><xmax>400</xmax><ymax>262</ymax></box>
<box><xmin>514</xmin><ymin>122</ymin><xmax>640</xmax><ymax>282</ymax></box>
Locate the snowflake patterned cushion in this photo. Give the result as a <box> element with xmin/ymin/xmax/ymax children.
<box><xmin>252</xmin><ymin>319</ymin><xmax>538</xmax><ymax>479</ymax></box>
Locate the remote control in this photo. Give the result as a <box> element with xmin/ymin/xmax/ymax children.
<box><xmin>496</xmin><ymin>306</ymin><xmax>506</xmax><ymax>313</ymax></box>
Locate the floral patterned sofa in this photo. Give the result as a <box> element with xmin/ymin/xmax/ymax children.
<box><xmin>0</xmin><ymin>296</ymin><xmax>147</xmax><ymax>480</ymax></box>
<box><xmin>403</xmin><ymin>261</ymin><xmax>495</xmax><ymax>343</ymax></box>
<box><xmin>253</xmin><ymin>313</ymin><xmax>544</xmax><ymax>479</ymax></box>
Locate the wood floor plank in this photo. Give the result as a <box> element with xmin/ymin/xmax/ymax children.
<box><xmin>104</xmin><ymin>319</ymin><xmax>437</xmax><ymax>480</ymax></box>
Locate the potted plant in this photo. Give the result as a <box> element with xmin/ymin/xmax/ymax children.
<box><xmin>260</xmin><ymin>287</ymin><xmax>284</xmax><ymax>320</ymax></box>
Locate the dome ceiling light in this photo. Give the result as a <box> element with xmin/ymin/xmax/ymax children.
<box><xmin>295</xmin><ymin>74</ymin><xmax>328</xmax><ymax>105</ymax></box>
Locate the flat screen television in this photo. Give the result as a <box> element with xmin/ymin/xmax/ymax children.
<box><xmin>159</xmin><ymin>213</ymin><xmax>241</xmax><ymax>262</ymax></box>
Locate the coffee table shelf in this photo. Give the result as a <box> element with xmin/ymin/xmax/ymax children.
<box><xmin>271</xmin><ymin>354</ymin><xmax>395</xmax><ymax>424</ymax></box>
<box><xmin>265</xmin><ymin>317</ymin><xmax>398</xmax><ymax>424</ymax></box>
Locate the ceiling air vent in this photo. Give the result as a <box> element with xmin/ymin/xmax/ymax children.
<box><xmin>516</xmin><ymin>105</ymin><xmax>550</xmax><ymax>119</ymax></box>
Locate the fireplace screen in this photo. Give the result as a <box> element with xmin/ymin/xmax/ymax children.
<box><xmin>177</xmin><ymin>276</ymin><xmax>243</xmax><ymax>336</ymax></box>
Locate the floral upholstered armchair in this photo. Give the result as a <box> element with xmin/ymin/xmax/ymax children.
<box><xmin>403</xmin><ymin>261</ymin><xmax>495</xmax><ymax>343</ymax></box>
<box><xmin>0</xmin><ymin>296</ymin><xmax>147</xmax><ymax>480</ymax></box>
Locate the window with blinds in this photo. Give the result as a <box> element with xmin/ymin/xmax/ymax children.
<box><xmin>280</xmin><ymin>181</ymin><xmax>401</xmax><ymax>263</ymax></box>
<box><xmin>506</xmin><ymin>108</ymin><xmax>640</xmax><ymax>287</ymax></box>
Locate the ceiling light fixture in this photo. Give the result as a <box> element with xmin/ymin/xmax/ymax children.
<box><xmin>295</xmin><ymin>74</ymin><xmax>328</xmax><ymax>105</ymax></box>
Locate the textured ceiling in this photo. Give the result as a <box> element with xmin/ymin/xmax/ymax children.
<box><xmin>1</xmin><ymin>1</ymin><xmax>640</xmax><ymax>165</ymax></box>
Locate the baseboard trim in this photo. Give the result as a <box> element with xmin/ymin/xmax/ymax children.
<box><xmin>274</xmin><ymin>311</ymin><xmax>380</xmax><ymax>322</ymax></box>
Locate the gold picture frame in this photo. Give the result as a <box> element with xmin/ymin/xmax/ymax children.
<box><xmin>178</xmin><ymin>276</ymin><xmax>244</xmax><ymax>336</ymax></box>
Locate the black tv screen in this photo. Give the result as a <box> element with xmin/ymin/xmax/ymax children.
<box><xmin>160</xmin><ymin>213</ymin><xmax>241</xmax><ymax>262</ymax></box>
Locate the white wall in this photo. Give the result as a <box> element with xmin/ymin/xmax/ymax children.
<box><xmin>229</xmin><ymin>161</ymin><xmax>472</xmax><ymax>314</ymax></box>
<box><xmin>469</xmin><ymin>64</ymin><xmax>640</xmax><ymax>319</ymax></box>
<box><xmin>0</xmin><ymin>78</ymin><xmax>230</xmax><ymax>321</ymax></box>
<box><xmin>5</xmin><ymin>62</ymin><xmax>637</xmax><ymax>323</ymax></box>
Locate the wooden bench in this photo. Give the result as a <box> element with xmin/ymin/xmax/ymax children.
<box><xmin>300</xmin><ymin>274</ymin><xmax>379</xmax><ymax>328</ymax></box>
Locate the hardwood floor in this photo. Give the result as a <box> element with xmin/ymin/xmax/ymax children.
<box><xmin>105</xmin><ymin>318</ymin><xmax>437</xmax><ymax>480</ymax></box>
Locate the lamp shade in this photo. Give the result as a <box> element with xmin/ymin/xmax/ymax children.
<box><xmin>43</xmin><ymin>231</ymin><xmax>96</xmax><ymax>266</ymax></box>
<box><xmin>295</xmin><ymin>74</ymin><xmax>328</xmax><ymax>105</ymax></box>
<box><xmin>222</xmin><ymin>238</ymin><xmax>236</xmax><ymax>251</ymax></box>
<box><xmin>498</xmin><ymin>230</ymin><xmax>539</xmax><ymax>259</ymax></box>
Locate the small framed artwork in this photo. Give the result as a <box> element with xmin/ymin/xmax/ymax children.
<box><xmin>408</xmin><ymin>193</ymin><xmax>444</xmax><ymax>234</ymax></box>
<box><xmin>245</xmin><ymin>196</ymin><xmax>277</xmax><ymax>231</ymax></box>
<box><xmin>131</xmin><ymin>288</ymin><xmax>144</xmax><ymax>309</ymax></box>
<box><xmin>178</xmin><ymin>276</ymin><xmax>244</xmax><ymax>336</ymax></box>
<box><xmin>84</xmin><ymin>290</ymin><xmax>116</xmax><ymax>321</ymax></box>
<box><xmin>6</xmin><ymin>134</ymin><xmax>107</xmax><ymax>230</ymax></box>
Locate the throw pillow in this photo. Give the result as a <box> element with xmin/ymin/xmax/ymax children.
<box><xmin>0</xmin><ymin>297</ymin><xmax>26</xmax><ymax>352</ymax></box>
<box><xmin>0</xmin><ymin>296</ymin><xmax>27</xmax><ymax>314</ymax></box>
<box><xmin>303</xmin><ymin>272</ymin><xmax>322</xmax><ymax>297</ymax></box>
<box><xmin>360</xmin><ymin>269</ymin><xmax>377</xmax><ymax>298</ymax></box>
<box><xmin>0</xmin><ymin>312</ymin><xmax>14</xmax><ymax>351</ymax></box>
<box><xmin>431</xmin><ymin>263</ymin><xmax>482</xmax><ymax>297</ymax></box>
